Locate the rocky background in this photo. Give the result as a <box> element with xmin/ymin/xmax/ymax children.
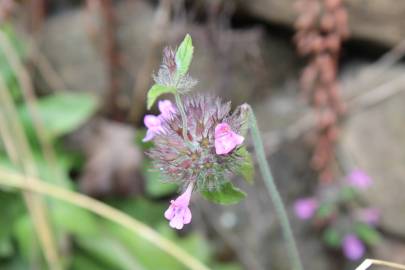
<box><xmin>12</xmin><ymin>0</ymin><xmax>405</xmax><ymax>269</ymax></box>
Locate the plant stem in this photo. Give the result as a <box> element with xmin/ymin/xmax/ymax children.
<box><xmin>0</xmin><ymin>169</ymin><xmax>210</xmax><ymax>270</ymax></box>
<box><xmin>174</xmin><ymin>92</ymin><xmax>189</xmax><ymax>141</ymax></box>
<box><xmin>247</xmin><ymin>105</ymin><xmax>303</xmax><ymax>270</ymax></box>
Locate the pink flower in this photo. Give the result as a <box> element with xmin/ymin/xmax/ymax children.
<box><xmin>214</xmin><ymin>123</ymin><xmax>244</xmax><ymax>155</ymax></box>
<box><xmin>143</xmin><ymin>115</ymin><xmax>165</xmax><ymax>142</ymax></box>
<box><xmin>294</xmin><ymin>198</ymin><xmax>319</xmax><ymax>220</ymax></box>
<box><xmin>342</xmin><ymin>234</ymin><xmax>365</xmax><ymax>261</ymax></box>
<box><xmin>347</xmin><ymin>169</ymin><xmax>372</xmax><ymax>190</ymax></box>
<box><xmin>164</xmin><ymin>183</ymin><xmax>193</xmax><ymax>230</ymax></box>
<box><xmin>358</xmin><ymin>208</ymin><xmax>380</xmax><ymax>226</ymax></box>
<box><xmin>158</xmin><ymin>100</ymin><xmax>176</xmax><ymax>120</ymax></box>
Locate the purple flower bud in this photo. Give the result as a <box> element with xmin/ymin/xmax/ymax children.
<box><xmin>162</xmin><ymin>47</ymin><xmax>177</xmax><ymax>74</ymax></box>
<box><xmin>214</xmin><ymin>123</ymin><xmax>244</xmax><ymax>155</ymax></box>
<box><xmin>164</xmin><ymin>183</ymin><xmax>193</xmax><ymax>230</ymax></box>
<box><xmin>346</xmin><ymin>169</ymin><xmax>372</xmax><ymax>190</ymax></box>
<box><xmin>342</xmin><ymin>234</ymin><xmax>365</xmax><ymax>261</ymax></box>
<box><xmin>294</xmin><ymin>198</ymin><xmax>319</xmax><ymax>220</ymax></box>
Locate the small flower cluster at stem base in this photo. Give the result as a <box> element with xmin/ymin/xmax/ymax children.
<box><xmin>293</xmin><ymin>169</ymin><xmax>380</xmax><ymax>261</ymax></box>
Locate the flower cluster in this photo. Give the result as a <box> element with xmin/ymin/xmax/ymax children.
<box><xmin>294</xmin><ymin>169</ymin><xmax>380</xmax><ymax>261</ymax></box>
<box><xmin>144</xmin><ymin>36</ymin><xmax>249</xmax><ymax>230</ymax></box>
<box><xmin>294</xmin><ymin>0</ymin><xmax>349</xmax><ymax>182</ymax></box>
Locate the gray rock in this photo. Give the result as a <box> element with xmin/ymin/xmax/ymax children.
<box><xmin>38</xmin><ymin>0</ymin><xmax>299</xmax><ymax>108</ymax></box>
<box><xmin>236</xmin><ymin>0</ymin><xmax>405</xmax><ymax>47</ymax></box>
<box><xmin>341</xmin><ymin>64</ymin><xmax>405</xmax><ymax>237</ymax></box>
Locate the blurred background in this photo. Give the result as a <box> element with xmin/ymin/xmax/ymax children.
<box><xmin>0</xmin><ymin>0</ymin><xmax>405</xmax><ymax>269</ymax></box>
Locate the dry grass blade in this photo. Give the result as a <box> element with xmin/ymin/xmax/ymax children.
<box><xmin>0</xmin><ymin>168</ymin><xmax>211</xmax><ymax>270</ymax></box>
<box><xmin>356</xmin><ymin>259</ymin><xmax>405</xmax><ymax>270</ymax></box>
<box><xmin>0</xmin><ymin>31</ymin><xmax>63</xmax><ymax>185</ymax></box>
<box><xmin>0</xmin><ymin>75</ymin><xmax>62</xmax><ymax>269</ymax></box>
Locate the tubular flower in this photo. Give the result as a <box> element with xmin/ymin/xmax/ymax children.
<box><xmin>164</xmin><ymin>183</ymin><xmax>193</xmax><ymax>230</ymax></box>
<box><xmin>346</xmin><ymin>169</ymin><xmax>372</xmax><ymax>190</ymax></box>
<box><xmin>148</xmin><ymin>94</ymin><xmax>249</xmax><ymax>191</ymax></box>
<box><xmin>214</xmin><ymin>123</ymin><xmax>244</xmax><ymax>155</ymax></box>
<box><xmin>294</xmin><ymin>198</ymin><xmax>319</xmax><ymax>220</ymax></box>
<box><xmin>142</xmin><ymin>115</ymin><xmax>165</xmax><ymax>142</ymax></box>
<box><xmin>342</xmin><ymin>234</ymin><xmax>365</xmax><ymax>261</ymax></box>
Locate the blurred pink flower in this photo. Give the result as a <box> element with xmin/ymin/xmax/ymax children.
<box><xmin>158</xmin><ymin>100</ymin><xmax>176</xmax><ymax>120</ymax></box>
<box><xmin>294</xmin><ymin>198</ymin><xmax>319</xmax><ymax>220</ymax></box>
<box><xmin>342</xmin><ymin>234</ymin><xmax>365</xmax><ymax>261</ymax></box>
<box><xmin>347</xmin><ymin>169</ymin><xmax>372</xmax><ymax>190</ymax></box>
<box><xmin>143</xmin><ymin>115</ymin><xmax>165</xmax><ymax>142</ymax></box>
<box><xmin>358</xmin><ymin>208</ymin><xmax>380</xmax><ymax>226</ymax></box>
<box><xmin>214</xmin><ymin>123</ymin><xmax>244</xmax><ymax>155</ymax></box>
<box><xmin>164</xmin><ymin>183</ymin><xmax>193</xmax><ymax>230</ymax></box>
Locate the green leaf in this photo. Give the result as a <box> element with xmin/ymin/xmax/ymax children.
<box><xmin>175</xmin><ymin>34</ymin><xmax>194</xmax><ymax>78</ymax></box>
<box><xmin>52</xmin><ymin>201</ymin><xmax>100</xmax><ymax>236</ymax></box>
<box><xmin>322</xmin><ymin>228</ymin><xmax>341</xmax><ymax>248</ymax></box>
<box><xmin>19</xmin><ymin>92</ymin><xmax>98</xmax><ymax>140</ymax></box>
<box><xmin>316</xmin><ymin>203</ymin><xmax>334</xmax><ymax>219</ymax></box>
<box><xmin>146</xmin><ymin>84</ymin><xmax>176</xmax><ymax>109</ymax></box>
<box><xmin>76</xmin><ymin>233</ymin><xmax>146</xmax><ymax>270</ymax></box>
<box><xmin>13</xmin><ymin>214</ymin><xmax>38</xmax><ymax>263</ymax></box>
<box><xmin>355</xmin><ymin>223</ymin><xmax>381</xmax><ymax>246</ymax></box>
<box><xmin>201</xmin><ymin>182</ymin><xmax>246</xmax><ymax>205</ymax></box>
<box><xmin>235</xmin><ymin>147</ymin><xmax>254</xmax><ymax>183</ymax></box>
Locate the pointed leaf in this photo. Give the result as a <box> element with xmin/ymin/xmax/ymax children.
<box><xmin>201</xmin><ymin>182</ymin><xmax>246</xmax><ymax>205</ymax></box>
<box><xmin>175</xmin><ymin>34</ymin><xmax>194</xmax><ymax>78</ymax></box>
<box><xmin>355</xmin><ymin>223</ymin><xmax>381</xmax><ymax>246</ymax></box>
<box><xmin>323</xmin><ymin>228</ymin><xmax>341</xmax><ymax>248</ymax></box>
<box><xmin>146</xmin><ymin>84</ymin><xmax>176</xmax><ymax>109</ymax></box>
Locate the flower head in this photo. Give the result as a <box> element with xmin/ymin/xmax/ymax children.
<box><xmin>164</xmin><ymin>183</ymin><xmax>193</xmax><ymax>229</ymax></box>
<box><xmin>347</xmin><ymin>169</ymin><xmax>372</xmax><ymax>190</ymax></box>
<box><xmin>142</xmin><ymin>115</ymin><xmax>164</xmax><ymax>142</ymax></box>
<box><xmin>215</xmin><ymin>123</ymin><xmax>244</xmax><ymax>155</ymax></box>
<box><xmin>148</xmin><ymin>94</ymin><xmax>248</xmax><ymax>191</ymax></box>
<box><xmin>294</xmin><ymin>198</ymin><xmax>319</xmax><ymax>220</ymax></box>
<box><xmin>342</xmin><ymin>234</ymin><xmax>365</xmax><ymax>261</ymax></box>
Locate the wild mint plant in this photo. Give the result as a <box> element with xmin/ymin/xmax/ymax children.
<box><xmin>294</xmin><ymin>169</ymin><xmax>381</xmax><ymax>261</ymax></box>
<box><xmin>144</xmin><ymin>34</ymin><xmax>303</xmax><ymax>270</ymax></box>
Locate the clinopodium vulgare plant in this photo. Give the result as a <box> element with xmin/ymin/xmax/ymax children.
<box><xmin>144</xmin><ymin>34</ymin><xmax>303</xmax><ymax>270</ymax></box>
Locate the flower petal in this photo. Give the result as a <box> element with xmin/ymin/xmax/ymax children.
<box><xmin>142</xmin><ymin>129</ymin><xmax>155</xmax><ymax>142</ymax></box>
<box><xmin>144</xmin><ymin>115</ymin><xmax>161</xmax><ymax>129</ymax></box>
<box><xmin>158</xmin><ymin>100</ymin><xmax>176</xmax><ymax>119</ymax></box>
<box><xmin>169</xmin><ymin>215</ymin><xmax>184</xmax><ymax>230</ymax></box>
<box><xmin>232</xmin><ymin>133</ymin><xmax>245</xmax><ymax>145</ymax></box>
<box><xmin>164</xmin><ymin>203</ymin><xmax>175</xmax><ymax>220</ymax></box>
<box><xmin>342</xmin><ymin>234</ymin><xmax>365</xmax><ymax>261</ymax></box>
<box><xmin>183</xmin><ymin>207</ymin><xmax>192</xmax><ymax>224</ymax></box>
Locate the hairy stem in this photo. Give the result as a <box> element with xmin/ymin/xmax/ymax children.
<box><xmin>247</xmin><ymin>105</ymin><xmax>303</xmax><ymax>270</ymax></box>
<box><xmin>0</xmin><ymin>169</ymin><xmax>210</xmax><ymax>270</ymax></box>
<box><xmin>174</xmin><ymin>92</ymin><xmax>189</xmax><ymax>141</ymax></box>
